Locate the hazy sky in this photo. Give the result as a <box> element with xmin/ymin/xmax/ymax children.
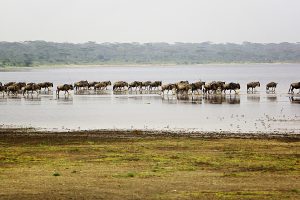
<box><xmin>0</xmin><ymin>0</ymin><xmax>299</xmax><ymax>43</ymax></box>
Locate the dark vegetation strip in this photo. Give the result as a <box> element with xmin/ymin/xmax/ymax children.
<box><xmin>1</xmin><ymin>41</ymin><xmax>300</xmax><ymax>67</ymax></box>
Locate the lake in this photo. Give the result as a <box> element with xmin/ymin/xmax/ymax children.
<box><xmin>0</xmin><ymin>64</ymin><xmax>300</xmax><ymax>133</ymax></box>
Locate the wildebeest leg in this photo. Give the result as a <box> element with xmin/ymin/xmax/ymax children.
<box><xmin>290</xmin><ymin>87</ymin><xmax>294</xmax><ymax>94</ymax></box>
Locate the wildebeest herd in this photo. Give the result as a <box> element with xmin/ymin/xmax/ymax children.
<box><xmin>0</xmin><ymin>82</ymin><xmax>53</xmax><ymax>96</ymax></box>
<box><xmin>0</xmin><ymin>80</ymin><xmax>299</xmax><ymax>97</ymax></box>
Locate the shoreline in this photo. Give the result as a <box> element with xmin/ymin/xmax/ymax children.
<box><xmin>0</xmin><ymin>127</ymin><xmax>299</xmax><ymax>140</ymax></box>
<box><xmin>0</xmin><ymin>62</ymin><xmax>299</xmax><ymax>71</ymax></box>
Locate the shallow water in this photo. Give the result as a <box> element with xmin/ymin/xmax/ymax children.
<box><xmin>0</xmin><ymin>64</ymin><xmax>300</xmax><ymax>133</ymax></box>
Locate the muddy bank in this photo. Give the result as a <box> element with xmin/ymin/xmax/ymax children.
<box><xmin>0</xmin><ymin>128</ymin><xmax>299</xmax><ymax>142</ymax></box>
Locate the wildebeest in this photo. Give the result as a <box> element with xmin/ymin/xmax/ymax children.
<box><xmin>141</xmin><ymin>81</ymin><xmax>152</xmax><ymax>90</ymax></box>
<box><xmin>266</xmin><ymin>82</ymin><xmax>277</xmax><ymax>92</ymax></box>
<box><xmin>128</xmin><ymin>81</ymin><xmax>142</xmax><ymax>90</ymax></box>
<box><xmin>87</xmin><ymin>81</ymin><xmax>99</xmax><ymax>90</ymax></box>
<box><xmin>74</xmin><ymin>80</ymin><xmax>89</xmax><ymax>91</ymax></box>
<box><xmin>190</xmin><ymin>81</ymin><xmax>205</xmax><ymax>94</ymax></box>
<box><xmin>0</xmin><ymin>82</ymin><xmax>2</xmax><ymax>87</ymax></box>
<box><xmin>247</xmin><ymin>82</ymin><xmax>260</xmax><ymax>93</ymax></box>
<box><xmin>289</xmin><ymin>82</ymin><xmax>300</xmax><ymax>94</ymax></box>
<box><xmin>204</xmin><ymin>81</ymin><xmax>225</xmax><ymax>94</ymax></box>
<box><xmin>289</xmin><ymin>96</ymin><xmax>300</xmax><ymax>104</ymax></box>
<box><xmin>0</xmin><ymin>85</ymin><xmax>5</xmax><ymax>96</ymax></box>
<box><xmin>16</xmin><ymin>82</ymin><xmax>26</xmax><ymax>89</ymax></box>
<box><xmin>223</xmin><ymin>82</ymin><xmax>240</xmax><ymax>94</ymax></box>
<box><xmin>6</xmin><ymin>84</ymin><xmax>20</xmax><ymax>96</ymax></box>
<box><xmin>101</xmin><ymin>81</ymin><xmax>111</xmax><ymax>90</ymax></box>
<box><xmin>38</xmin><ymin>82</ymin><xmax>54</xmax><ymax>91</ymax></box>
<box><xmin>175</xmin><ymin>83</ymin><xmax>191</xmax><ymax>95</ymax></box>
<box><xmin>113</xmin><ymin>81</ymin><xmax>129</xmax><ymax>91</ymax></box>
<box><xmin>161</xmin><ymin>84</ymin><xmax>176</xmax><ymax>94</ymax></box>
<box><xmin>178</xmin><ymin>81</ymin><xmax>189</xmax><ymax>84</ymax></box>
<box><xmin>149</xmin><ymin>81</ymin><xmax>162</xmax><ymax>90</ymax></box>
<box><xmin>94</xmin><ymin>81</ymin><xmax>111</xmax><ymax>91</ymax></box>
<box><xmin>203</xmin><ymin>82</ymin><xmax>214</xmax><ymax>94</ymax></box>
<box><xmin>4</xmin><ymin>82</ymin><xmax>16</xmax><ymax>88</ymax></box>
<box><xmin>56</xmin><ymin>84</ymin><xmax>74</xmax><ymax>96</ymax></box>
<box><xmin>23</xmin><ymin>83</ymin><xmax>41</xmax><ymax>96</ymax></box>
<box><xmin>26</xmin><ymin>82</ymin><xmax>36</xmax><ymax>86</ymax></box>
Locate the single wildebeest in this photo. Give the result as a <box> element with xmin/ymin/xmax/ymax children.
<box><xmin>113</xmin><ymin>81</ymin><xmax>129</xmax><ymax>91</ymax></box>
<box><xmin>56</xmin><ymin>84</ymin><xmax>74</xmax><ymax>96</ymax></box>
<box><xmin>247</xmin><ymin>82</ymin><xmax>260</xmax><ymax>93</ymax></box>
<box><xmin>23</xmin><ymin>83</ymin><xmax>41</xmax><ymax>96</ymax></box>
<box><xmin>128</xmin><ymin>81</ymin><xmax>142</xmax><ymax>90</ymax></box>
<box><xmin>223</xmin><ymin>82</ymin><xmax>240</xmax><ymax>94</ymax></box>
<box><xmin>87</xmin><ymin>81</ymin><xmax>99</xmax><ymax>90</ymax></box>
<box><xmin>74</xmin><ymin>80</ymin><xmax>89</xmax><ymax>91</ymax></box>
<box><xmin>161</xmin><ymin>83</ymin><xmax>176</xmax><ymax>94</ymax></box>
<box><xmin>94</xmin><ymin>81</ymin><xmax>111</xmax><ymax>90</ymax></box>
<box><xmin>149</xmin><ymin>81</ymin><xmax>162</xmax><ymax>90</ymax></box>
<box><xmin>38</xmin><ymin>82</ymin><xmax>54</xmax><ymax>91</ymax></box>
<box><xmin>266</xmin><ymin>82</ymin><xmax>277</xmax><ymax>92</ymax></box>
<box><xmin>216</xmin><ymin>81</ymin><xmax>226</xmax><ymax>92</ymax></box>
<box><xmin>175</xmin><ymin>83</ymin><xmax>191</xmax><ymax>95</ymax></box>
<box><xmin>190</xmin><ymin>81</ymin><xmax>205</xmax><ymax>94</ymax></box>
<box><xmin>141</xmin><ymin>81</ymin><xmax>152</xmax><ymax>90</ymax></box>
<box><xmin>12</xmin><ymin>82</ymin><xmax>27</xmax><ymax>94</ymax></box>
<box><xmin>6</xmin><ymin>84</ymin><xmax>20</xmax><ymax>96</ymax></box>
<box><xmin>101</xmin><ymin>81</ymin><xmax>111</xmax><ymax>90</ymax></box>
<box><xmin>203</xmin><ymin>82</ymin><xmax>215</xmax><ymax>94</ymax></box>
<box><xmin>289</xmin><ymin>82</ymin><xmax>300</xmax><ymax>94</ymax></box>
<box><xmin>0</xmin><ymin>82</ymin><xmax>2</xmax><ymax>87</ymax></box>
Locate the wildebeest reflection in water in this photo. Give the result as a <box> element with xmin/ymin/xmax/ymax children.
<box><xmin>289</xmin><ymin>96</ymin><xmax>300</xmax><ymax>104</ymax></box>
<box><xmin>127</xmin><ymin>90</ymin><xmax>161</xmax><ymax>95</ymax></box>
<box><xmin>0</xmin><ymin>97</ymin><xmax>8</xmax><ymax>103</ymax></box>
<box><xmin>203</xmin><ymin>94</ymin><xmax>240</xmax><ymax>104</ymax></box>
<box><xmin>162</xmin><ymin>94</ymin><xmax>202</xmax><ymax>104</ymax></box>
<box><xmin>74</xmin><ymin>89</ymin><xmax>110</xmax><ymax>95</ymax></box>
<box><xmin>56</xmin><ymin>97</ymin><xmax>73</xmax><ymax>105</ymax></box>
<box><xmin>247</xmin><ymin>95</ymin><xmax>260</xmax><ymax>102</ymax></box>
<box><xmin>266</xmin><ymin>95</ymin><xmax>277</xmax><ymax>102</ymax></box>
<box><xmin>113</xmin><ymin>90</ymin><xmax>128</xmax><ymax>95</ymax></box>
<box><xmin>23</xmin><ymin>95</ymin><xmax>42</xmax><ymax>101</ymax></box>
<box><xmin>161</xmin><ymin>96</ymin><xmax>178</xmax><ymax>104</ymax></box>
<box><xmin>39</xmin><ymin>90</ymin><xmax>53</xmax><ymax>95</ymax></box>
<box><xmin>225</xmin><ymin>95</ymin><xmax>240</xmax><ymax>104</ymax></box>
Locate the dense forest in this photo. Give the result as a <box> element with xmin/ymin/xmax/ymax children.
<box><xmin>0</xmin><ymin>41</ymin><xmax>300</xmax><ymax>67</ymax></box>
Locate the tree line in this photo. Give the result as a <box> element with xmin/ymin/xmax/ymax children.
<box><xmin>0</xmin><ymin>41</ymin><xmax>300</xmax><ymax>67</ymax></box>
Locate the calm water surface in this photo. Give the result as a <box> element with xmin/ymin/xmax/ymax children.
<box><xmin>0</xmin><ymin>64</ymin><xmax>300</xmax><ymax>133</ymax></box>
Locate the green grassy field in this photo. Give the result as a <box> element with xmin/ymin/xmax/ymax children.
<box><xmin>0</xmin><ymin>132</ymin><xmax>299</xmax><ymax>199</ymax></box>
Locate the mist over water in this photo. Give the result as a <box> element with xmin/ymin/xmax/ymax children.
<box><xmin>0</xmin><ymin>64</ymin><xmax>300</xmax><ymax>133</ymax></box>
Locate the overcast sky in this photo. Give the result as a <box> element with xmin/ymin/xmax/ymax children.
<box><xmin>0</xmin><ymin>0</ymin><xmax>299</xmax><ymax>43</ymax></box>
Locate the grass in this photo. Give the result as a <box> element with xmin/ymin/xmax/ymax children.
<box><xmin>0</xmin><ymin>135</ymin><xmax>299</xmax><ymax>199</ymax></box>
